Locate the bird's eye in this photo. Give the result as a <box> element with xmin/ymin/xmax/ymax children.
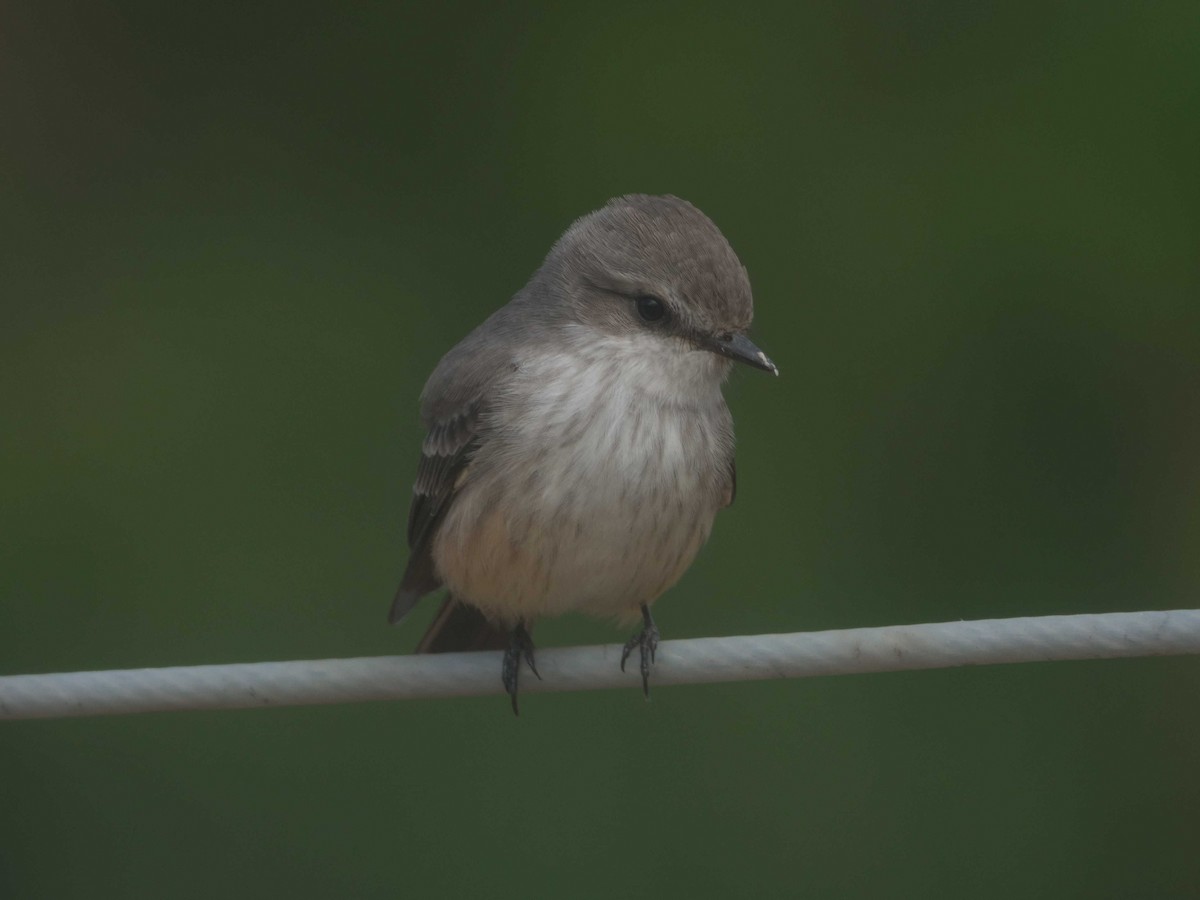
<box><xmin>635</xmin><ymin>295</ymin><xmax>667</xmax><ymax>323</ymax></box>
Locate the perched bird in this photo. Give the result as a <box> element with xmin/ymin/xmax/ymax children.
<box><xmin>390</xmin><ymin>194</ymin><xmax>776</xmax><ymax>712</ymax></box>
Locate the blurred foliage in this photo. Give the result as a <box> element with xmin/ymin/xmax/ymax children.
<box><xmin>2</xmin><ymin>2</ymin><xmax>1198</xmax><ymax>898</ymax></box>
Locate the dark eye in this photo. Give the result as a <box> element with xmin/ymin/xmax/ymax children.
<box><xmin>635</xmin><ymin>295</ymin><xmax>667</xmax><ymax>323</ymax></box>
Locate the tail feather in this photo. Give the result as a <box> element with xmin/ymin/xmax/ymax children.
<box><xmin>389</xmin><ymin>553</ymin><xmax>441</xmax><ymax>625</ymax></box>
<box><xmin>388</xmin><ymin>586</ymin><xmax>422</xmax><ymax>625</ymax></box>
<box><xmin>415</xmin><ymin>596</ymin><xmax>509</xmax><ymax>654</ymax></box>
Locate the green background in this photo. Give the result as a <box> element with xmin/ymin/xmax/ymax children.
<box><xmin>3</xmin><ymin>3</ymin><xmax>1199</xmax><ymax>897</ymax></box>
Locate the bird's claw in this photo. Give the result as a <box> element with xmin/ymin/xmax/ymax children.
<box><xmin>502</xmin><ymin>622</ymin><xmax>538</xmax><ymax>715</ymax></box>
<box><xmin>621</xmin><ymin>606</ymin><xmax>660</xmax><ymax>699</ymax></box>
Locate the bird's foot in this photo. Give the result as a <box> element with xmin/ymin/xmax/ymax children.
<box><xmin>620</xmin><ymin>605</ymin><xmax>659</xmax><ymax>699</ymax></box>
<box><xmin>502</xmin><ymin>621</ymin><xmax>540</xmax><ymax>715</ymax></box>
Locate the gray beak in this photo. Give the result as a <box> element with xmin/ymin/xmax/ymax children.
<box><xmin>702</xmin><ymin>332</ymin><xmax>779</xmax><ymax>376</ymax></box>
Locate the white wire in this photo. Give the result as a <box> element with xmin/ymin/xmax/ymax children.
<box><xmin>1</xmin><ymin>609</ymin><xmax>1198</xmax><ymax>720</ymax></box>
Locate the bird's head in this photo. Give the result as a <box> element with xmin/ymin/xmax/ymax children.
<box><xmin>535</xmin><ymin>194</ymin><xmax>777</xmax><ymax>383</ymax></box>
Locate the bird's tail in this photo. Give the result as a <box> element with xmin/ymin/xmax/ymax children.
<box><xmin>415</xmin><ymin>596</ymin><xmax>509</xmax><ymax>654</ymax></box>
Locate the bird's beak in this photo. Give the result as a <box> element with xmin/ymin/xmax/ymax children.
<box><xmin>701</xmin><ymin>332</ymin><xmax>779</xmax><ymax>376</ymax></box>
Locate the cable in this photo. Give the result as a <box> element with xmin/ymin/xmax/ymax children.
<box><xmin>2</xmin><ymin>609</ymin><xmax>1198</xmax><ymax>720</ymax></box>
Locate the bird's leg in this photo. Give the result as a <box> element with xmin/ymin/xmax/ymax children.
<box><xmin>620</xmin><ymin>604</ymin><xmax>660</xmax><ymax>699</ymax></box>
<box><xmin>501</xmin><ymin>620</ymin><xmax>540</xmax><ymax>715</ymax></box>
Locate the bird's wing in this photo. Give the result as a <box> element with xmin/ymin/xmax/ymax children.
<box><xmin>724</xmin><ymin>457</ymin><xmax>737</xmax><ymax>508</ymax></box>
<box><xmin>388</xmin><ymin>399</ymin><xmax>484</xmax><ymax>624</ymax></box>
<box><xmin>388</xmin><ymin>305</ymin><xmax>528</xmax><ymax>625</ymax></box>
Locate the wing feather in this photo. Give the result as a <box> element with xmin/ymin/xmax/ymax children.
<box><xmin>389</xmin><ymin>301</ymin><xmax>531</xmax><ymax>625</ymax></box>
<box><xmin>389</xmin><ymin>403</ymin><xmax>482</xmax><ymax>624</ymax></box>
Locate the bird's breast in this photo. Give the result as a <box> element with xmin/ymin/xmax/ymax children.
<box><xmin>433</xmin><ymin>342</ymin><xmax>735</xmax><ymax>623</ymax></box>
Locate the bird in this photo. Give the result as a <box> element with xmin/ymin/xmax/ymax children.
<box><xmin>389</xmin><ymin>194</ymin><xmax>777</xmax><ymax>713</ymax></box>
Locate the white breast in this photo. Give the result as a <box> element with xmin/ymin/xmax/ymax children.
<box><xmin>433</xmin><ymin>331</ymin><xmax>735</xmax><ymax>625</ymax></box>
